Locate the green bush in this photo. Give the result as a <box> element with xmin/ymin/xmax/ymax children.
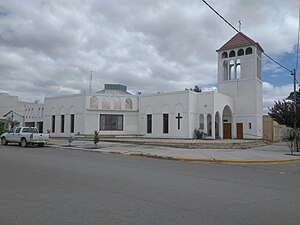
<box><xmin>94</xmin><ymin>130</ymin><xmax>100</xmax><ymax>148</ymax></box>
<box><xmin>194</xmin><ymin>128</ymin><xmax>206</xmax><ymax>139</ymax></box>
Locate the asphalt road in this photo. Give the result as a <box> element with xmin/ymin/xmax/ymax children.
<box><xmin>0</xmin><ymin>144</ymin><xmax>300</xmax><ymax>225</ymax></box>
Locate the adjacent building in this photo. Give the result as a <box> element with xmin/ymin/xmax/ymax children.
<box><xmin>263</xmin><ymin>115</ymin><xmax>282</xmax><ymax>142</ymax></box>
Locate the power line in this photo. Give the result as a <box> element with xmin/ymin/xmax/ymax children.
<box><xmin>202</xmin><ymin>0</ymin><xmax>293</xmax><ymax>73</ymax></box>
<box><xmin>202</xmin><ymin>0</ymin><xmax>239</xmax><ymax>33</ymax></box>
<box><xmin>264</xmin><ymin>52</ymin><xmax>292</xmax><ymax>73</ymax></box>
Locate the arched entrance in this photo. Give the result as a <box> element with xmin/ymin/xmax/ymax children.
<box><xmin>222</xmin><ymin>106</ymin><xmax>232</xmax><ymax>139</ymax></box>
<box><xmin>215</xmin><ymin>112</ymin><xmax>220</xmax><ymax>138</ymax></box>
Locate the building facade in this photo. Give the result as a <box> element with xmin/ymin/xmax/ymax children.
<box><xmin>0</xmin><ymin>32</ymin><xmax>264</xmax><ymax>139</ymax></box>
<box><xmin>263</xmin><ymin>115</ymin><xmax>282</xmax><ymax>142</ymax></box>
<box><xmin>43</xmin><ymin>84</ymin><xmax>139</xmax><ymax>136</ymax></box>
<box><xmin>217</xmin><ymin>32</ymin><xmax>264</xmax><ymax>139</ymax></box>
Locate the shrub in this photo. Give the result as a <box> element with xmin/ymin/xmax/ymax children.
<box><xmin>194</xmin><ymin>128</ymin><xmax>206</xmax><ymax>139</ymax></box>
<box><xmin>67</xmin><ymin>135</ymin><xmax>74</xmax><ymax>147</ymax></box>
<box><xmin>94</xmin><ymin>130</ymin><xmax>100</xmax><ymax>148</ymax></box>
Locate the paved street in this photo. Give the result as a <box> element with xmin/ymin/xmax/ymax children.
<box><xmin>1</xmin><ymin>144</ymin><xmax>300</xmax><ymax>225</ymax></box>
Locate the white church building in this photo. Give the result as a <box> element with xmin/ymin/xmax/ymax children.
<box><xmin>1</xmin><ymin>32</ymin><xmax>264</xmax><ymax>139</ymax></box>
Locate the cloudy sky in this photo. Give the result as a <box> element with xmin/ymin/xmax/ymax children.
<box><xmin>0</xmin><ymin>0</ymin><xmax>299</xmax><ymax>113</ymax></box>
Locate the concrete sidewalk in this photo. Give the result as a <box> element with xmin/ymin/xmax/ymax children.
<box><xmin>47</xmin><ymin>138</ymin><xmax>300</xmax><ymax>164</ymax></box>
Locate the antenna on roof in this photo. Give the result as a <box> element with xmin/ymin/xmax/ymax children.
<box><xmin>89</xmin><ymin>70</ymin><xmax>95</xmax><ymax>93</ymax></box>
<box><xmin>238</xmin><ymin>20</ymin><xmax>242</xmax><ymax>32</ymax></box>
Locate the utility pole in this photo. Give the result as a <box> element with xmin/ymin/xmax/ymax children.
<box><xmin>89</xmin><ymin>70</ymin><xmax>95</xmax><ymax>93</ymax></box>
<box><xmin>292</xmin><ymin>69</ymin><xmax>297</xmax><ymax>152</ymax></box>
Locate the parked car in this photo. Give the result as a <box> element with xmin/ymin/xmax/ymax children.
<box><xmin>0</xmin><ymin>127</ymin><xmax>49</xmax><ymax>147</ymax></box>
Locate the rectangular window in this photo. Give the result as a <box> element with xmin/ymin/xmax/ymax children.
<box><xmin>52</xmin><ymin>115</ymin><xmax>55</xmax><ymax>133</ymax></box>
<box><xmin>70</xmin><ymin>114</ymin><xmax>75</xmax><ymax>133</ymax></box>
<box><xmin>163</xmin><ymin>113</ymin><xmax>169</xmax><ymax>134</ymax></box>
<box><xmin>25</xmin><ymin>122</ymin><xmax>35</xmax><ymax>127</ymax></box>
<box><xmin>249</xmin><ymin>123</ymin><xmax>252</xmax><ymax>129</ymax></box>
<box><xmin>147</xmin><ymin>114</ymin><xmax>152</xmax><ymax>134</ymax></box>
<box><xmin>100</xmin><ymin>114</ymin><xmax>123</xmax><ymax>131</ymax></box>
<box><xmin>61</xmin><ymin>115</ymin><xmax>65</xmax><ymax>133</ymax></box>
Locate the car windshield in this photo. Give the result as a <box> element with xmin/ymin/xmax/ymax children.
<box><xmin>22</xmin><ymin>128</ymin><xmax>39</xmax><ymax>133</ymax></box>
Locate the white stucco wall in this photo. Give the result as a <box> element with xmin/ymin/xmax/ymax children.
<box><xmin>85</xmin><ymin>94</ymin><xmax>139</xmax><ymax>136</ymax></box>
<box><xmin>139</xmin><ymin>91</ymin><xmax>190</xmax><ymax>138</ymax></box>
<box><xmin>43</xmin><ymin>92</ymin><xmax>139</xmax><ymax>137</ymax></box>
<box><xmin>0</xmin><ymin>93</ymin><xmax>28</xmax><ymax>117</ymax></box>
<box><xmin>44</xmin><ymin>94</ymin><xmax>86</xmax><ymax>137</ymax></box>
<box><xmin>139</xmin><ymin>90</ymin><xmax>234</xmax><ymax>139</ymax></box>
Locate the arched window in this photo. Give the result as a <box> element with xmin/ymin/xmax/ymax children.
<box><xmin>199</xmin><ymin>114</ymin><xmax>204</xmax><ymax>130</ymax></box>
<box><xmin>113</xmin><ymin>97</ymin><xmax>121</xmax><ymax>110</ymax></box>
<box><xmin>90</xmin><ymin>96</ymin><xmax>98</xmax><ymax>109</ymax></box>
<box><xmin>236</xmin><ymin>59</ymin><xmax>241</xmax><ymax>79</ymax></box>
<box><xmin>229</xmin><ymin>59</ymin><xmax>235</xmax><ymax>80</ymax></box>
<box><xmin>229</xmin><ymin>50</ymin><xmax>235</xmax><ymax>57</ymax></box>
<box><xmin>102</xmin><ymin>97</ymin><xmax>110</xmax><ymax>110</ymax></box>
<box><xmin>125</xmin><ymin>97</ymin><xmax>133</xmax><ymax>110</ymax></box>
<box><xmin>221</xmin><ymin>52</ymin><xmax>228</xmax><ymax>59</ymax></box>
<box><xmin>237</xmin><ymin>49</ymin><xmax>244</xmax><ymax>56</ymax></box>
<box><xmin>223</xmin><ymin>61</ymin><xmax>228</xmax><ymax>80</ymax></box>
<box><xmin>246</xmin><ymin>47</ymin><xmax>252</xmax><ymax>55</ymax></box>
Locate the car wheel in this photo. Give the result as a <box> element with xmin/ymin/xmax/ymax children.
<box><xmin>1</xmin><ymin>137</ymin><xmax>8</xmax><ymax>145</ymax></box>
<box><xmin>21</xmin><ymin>138</ymin><xmax>27</xmax><ymax>148</ymax></box>
<box><xmin>38</xmin><ymin>143</ymin><xmax>45</xmax><ymax>147</ymax></box>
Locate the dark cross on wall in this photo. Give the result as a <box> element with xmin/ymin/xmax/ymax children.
<box><xmin>176</xmin><ymin>113</ymin><xmax>183</xmax><ymax>130</ymax></box>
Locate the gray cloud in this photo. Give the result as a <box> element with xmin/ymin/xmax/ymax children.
<box><xmin>0</xmin><ymin>0</ymin><xmax>299</xmax><ymax>106</ymax></box>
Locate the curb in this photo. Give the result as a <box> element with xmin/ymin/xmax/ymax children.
<box><xmin>127</xmin><ymin>152</ymin><xmax>300</xmax><ymax>164</ymax></box>
<box><xmin>47</xmin><ymin>145</ymin><xmax>300</xmax><ymax>164</ymax></box>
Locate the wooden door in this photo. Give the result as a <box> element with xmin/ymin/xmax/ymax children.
<box><xmin>223</xmin><ymin>123</ymin><xmax>231</xmax><ymax>139</ymax></box>
<box><xmin>236</xmin><ymin>123</ymin><xmax>243</xmax><ymax>139</ymax></box>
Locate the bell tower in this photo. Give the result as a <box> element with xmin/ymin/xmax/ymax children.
<box><xmin>217</xmin><ymin>32</ymin><xmax>264</xmax><ymax>139</ymax></box>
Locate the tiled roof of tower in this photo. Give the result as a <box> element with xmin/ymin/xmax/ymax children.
<box><xmin>217</xmin><ymin>32</ymin><xmax>264</xmax><ymax>52</ymax></box>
